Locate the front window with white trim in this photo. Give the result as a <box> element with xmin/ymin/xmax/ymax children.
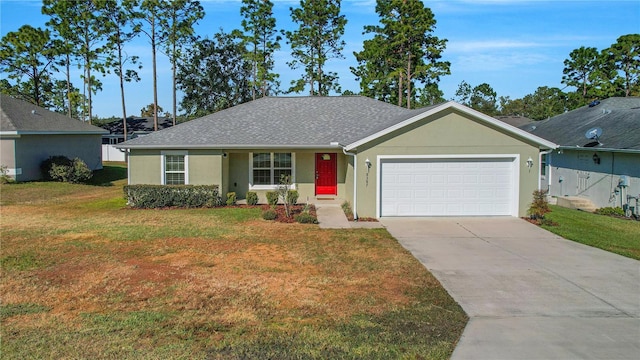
<box><xmin>162</xmin><ymin>151</ymin><xmax>188</xmax><ymax>185</ymax></box>
<box><xmin>250</xmin><ymin>152</ymin><xmax>294</xmax><ymax>188</ymax></box>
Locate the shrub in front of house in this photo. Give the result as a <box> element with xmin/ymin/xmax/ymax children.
<box><xmin>124</xmin><ymin>185</ymin><xmax>221</xmax><ymax>208</ymax></box>
<box><xmin>262</xmin><ymin>209</ymin><xmax>277</xmax><ymax>220</ymax></box>
<box><xmin>246</xmin><ymin>191</ymin><xmax>258</xmax><ymax>205</ymax></box>
<box><xmin>294</xmin><ymin>212</ymin><xmax>318</xmax><ymax>224</ymax></box>
<box><xmin>595</xmin><ymin>207</ymin><xmax>625</xmax><ymax>217</ymax></box>
<box><xmin>266</xmin><ymin>191</ymin><xmax>279</xmax><ymax>205</ymax></box>
<box><xmin>527</xmin><ymin>190</ymin><xmax>550</xmax><ymax>220</ymax></box>
<box><xmin>1</xmin><ymin>164</ymin><xmax>14</xmax><ymax>184</ymax></box>
<box><xmin>226</xmin><ymin>192</ymin><xmax>237</xmax><ymax>206</ymax></box>
<box><xmin>341</xmin><ymin>201</ymin><xmax>354</xmax><ymax>221</ymax></box>
<box><xmin>41</xmin><ymin>156</ymin><xmax>93</xmax><ymax>183</ymax></box>
<box><xmin>287</xmin><ymin>190</ymin><xmax>299</xmax><ymax>205</ymax></box>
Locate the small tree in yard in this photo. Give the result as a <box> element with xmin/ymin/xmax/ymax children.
<box><xmin>528</xmin><ymin>189</ymin><xmax>551</xmax><ymax>223</ymax></box>
<box><xmin>276</xmin><ymin>174</ymin><xmax>294</xmax><ymax>218</ymax></box>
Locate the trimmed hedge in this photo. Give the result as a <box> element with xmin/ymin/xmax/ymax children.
<box><xmin>124</xmin><ymin>185</ymin><xmax>221</xmax><ymax>209</ymax></box>
<box><xmin>246</xmin><ymin>191</ymin><xmax>259</xmax><ymax>205</ymax></box>
<box><xmin>287</xmin><ymin>190</ymin><xmax>299</xmax><ymax>205</ymax></box>
<box><xmin>226</xmin><ymin>192</ymin><xmax>237</xmax><ymax>206</ymax></box>
<box><xmin>266</xmin><ymin>191</ymin><xmax>279</xmax><ymax>205</ymax></box>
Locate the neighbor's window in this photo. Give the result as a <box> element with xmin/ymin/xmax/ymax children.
<box><xmin>541</xmin><ymin>153</ymin><xmax>548</xmax><ymax>177</ymax></box>
<box><xmin>251</xmin><ymin>152</ymin><xmax>293</xmax><ymax>186</ymax></box>
<box><xmin>164</xmin><ymin>154</ymin><xmax>186</xmax><ymax>185</ymax></box>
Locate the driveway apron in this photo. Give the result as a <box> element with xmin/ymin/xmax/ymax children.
<box><xmin>381</xmin><ymin>217</ymin><xmax>640</xmax><ymax>360</ymax></box>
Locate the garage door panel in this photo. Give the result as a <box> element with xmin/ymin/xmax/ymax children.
<box><xmin>381</xmin><ymin>158</ymin><xmax>515</xmax><ymax>216</ymax></box>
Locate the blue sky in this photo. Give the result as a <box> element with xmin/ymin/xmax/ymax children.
<box><xmin>1</xmin><ymin>0</ymin><xmax>639</xmax><ymax>118</ymax></box>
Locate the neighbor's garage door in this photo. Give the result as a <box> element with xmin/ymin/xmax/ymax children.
<box><xmin>380</xmin><ymin>158</ymin><xmax>516</xmax><ymax>216</ymax></box>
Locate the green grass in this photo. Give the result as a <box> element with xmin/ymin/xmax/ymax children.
<box><xmin>543</xmin><ymin>205</ymin><xmax>640</xmax><ymax>260</ymax></box>
<box><xmin>0</xmin><ymin>179</ymin><xmax>467</xmax><ymax>359</ymax></box>
<box><xmin>86</xmin><ymin>162</ymin><xmax>128</xmax><ymax>186</ymax></box>
<box><xmin>0</xmin><ymin>303</ymin><xmax>51</xmax><ymax>320</ymax></box>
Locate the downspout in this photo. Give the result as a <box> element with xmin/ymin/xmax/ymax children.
<box><xmin>539</xmin><ymin>149</ymin><xmax>553</xmax><ymax>191</ymax></box>
<box><xmin>342</xmin><ymin>147</ymin><xmax>358</xmax><ymax>220</ymax></box>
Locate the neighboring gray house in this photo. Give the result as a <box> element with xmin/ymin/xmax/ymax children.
<box><xmin>526</xmin><ymin>97</ymin><xmax>640</xmax><ymax>211</ymax></box>
<box><xmin>98</xmin><ymin>116</ymin><xmax>174</xmax><ymax>144</ymax></box>
<box><xmin>117</xmin><ymin>96</ymin><xmax>557</xmax><ymax>219</ymax></box>
<box><xmin>0</xmin><ymin>94</ymin><xmax>108</xmax><ymax>181</ymax></box>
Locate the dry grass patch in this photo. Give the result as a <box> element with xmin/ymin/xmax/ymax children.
<box><xmin>1</xmin><ymin>174</ymin><xmax>467</xmax><ymax>359</ymax></box>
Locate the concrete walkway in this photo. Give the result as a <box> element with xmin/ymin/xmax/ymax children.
<box><xmin>382</xmin><ymin>217</ymin><xmax>640</xmax><ymax>360</ymax></box>
<box><xmin>313</xmin><ymin>199</ymin><xmax>384</xmax><ymax>229</ymax></box>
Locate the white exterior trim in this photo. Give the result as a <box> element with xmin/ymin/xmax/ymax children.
<box><xmin>248</xmin><ymin>152</ymin><xmax>297</xmax><ymax>190</ymax></box>
<box><xmin>346</xmin><ymin>101</ymin><xmax>558</xmax><ymax>151</ymax></box>
<box><xmin>376</xmin><ymin>154</ymin><xmax>521</xmax><ymax>218</ymax></box>
<box><xmin>160</xmin><ymin>150</ymin><xmax>189</xmax><ymax>185</ymax></box>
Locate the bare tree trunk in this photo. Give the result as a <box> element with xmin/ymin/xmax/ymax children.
<box><xmin>172</xmin><ymin>39</ymin><xmax>177</xmax><ymax>126</ymax></box>
<box><xmin>398</xmin><ymin>72</ymin><xmax>403</xmax><ymax>107</ymax></box>
<box><xmin>117</xmin><ymin>39</ymin><xmax>128</xmax><ymax>146</ymax></box>
<box><xmin>406</xmin><ymin>54</ymin><xmax>412</xmax><ymax>109</ymax></box>
<box><xmin>65</xmin><ymin>50</ymin><xmax>72</xmax><ymax>118</ymax></box>
<box><xmin>151</xmin><ymin>14</ymin><xmax>158</xmax><ymax>131</ymax></box>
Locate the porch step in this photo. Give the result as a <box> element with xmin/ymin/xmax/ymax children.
<box><xmin>556</xmin><ymin>196</ymin><xmax>598</xmax><ymax>213</ymax></box>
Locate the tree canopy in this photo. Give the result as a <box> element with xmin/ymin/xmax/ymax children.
<box><xmin>352</xmin><ymin>0</ymin><xmax>450</xmax><ymax>109</ymax></box>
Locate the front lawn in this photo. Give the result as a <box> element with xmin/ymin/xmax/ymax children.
<box><xmin>0</xmin><ymin>168</ymin><xmax>467</xmax><ymax>359</ymax></box>
<box><xmin>542</xmin><ymin>205</ymin><xmax>640</xmax><ymax>260</ymax></box>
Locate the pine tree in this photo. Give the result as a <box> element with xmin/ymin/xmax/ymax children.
<box><xmin>240</xmin><ymin>0</ymin><xmax>281</xmax><ymax>99</ymax></box>
<box><xmin>0</xmin><ymin>25</ymin><xmax>56</xmax><ymax>107</ymax></box>
<box><xmin>159</xmin><ymin>0</ymin><xmax>204</xmax><ymax>126</ymax></box>
<box><xmin>286</xmin><ymin>0</ymin><xmax>346</xmax><ymax>96</ymax></box>
<box><xmin>352</xmin><ymin>0</ymin><xmax>449</xmax><ymax>108</ymax></box>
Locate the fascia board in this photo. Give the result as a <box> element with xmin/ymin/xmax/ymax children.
<box><xmin>116</xmin><ymin>144</ymin><xmax>344</xmax><ymax>150</ymax></box>
<box><xmin>558</xmin><ymin>145</ymin><xmax>640</xmax><ymax>154</ymax></box>
<box><xmin>345</xmin><ymin>101</ymin><xmax>558</xmax><ymax>151</ymax></box>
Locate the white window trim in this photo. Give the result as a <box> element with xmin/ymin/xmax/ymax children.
<box><xmin>161</xmin><ymin>150</ymin><xmax>189</xmax><ymax>185</ymax></box>
<box><xmin>248</xmin><ymin>152</ymin><xmax>296</xmax><ymax>190</ymax></box>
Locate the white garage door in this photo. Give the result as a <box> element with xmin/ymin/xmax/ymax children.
<box><xmin>380</xmin><ymin>157</ymin><xmax>517</xmax><ymax>216</ymax></box>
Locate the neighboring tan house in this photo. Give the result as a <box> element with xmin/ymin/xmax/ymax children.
<box><xmin>525</xmin><ymin>97</ymin><xmax>640</xmax><ymax>211</ymax></box>
<box><xmin>117</xmin><ymin>96</ymin><xmax>557</xmax><ymax>219</ymax></box>
<box><xmin>0</xmin><ymin>94</ymin><xmax>108</xmax><ymax>181</ymax></box>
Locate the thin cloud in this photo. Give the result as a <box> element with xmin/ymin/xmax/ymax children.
<box><xmin>448</xmin><ymin>40</ymin><xmax>544</xmax><ymax>53</ymax></box>
<box><xmin>453</xmin><ymin>52</ymin><xmax>553</xmax><ymax>72</ymax></box>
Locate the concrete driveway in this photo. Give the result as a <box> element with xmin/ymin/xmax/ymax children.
<box><xmin>381</xmin><ymin>217</ymin><xmax>640</xmax><ymax>360</ymax></box>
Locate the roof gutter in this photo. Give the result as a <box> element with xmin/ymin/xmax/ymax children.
<box><xmin>115</xmin><ymin>144</ymin><xmax>340</xmax><ymax>150</ymax></box>
<box><xmin>331</xmin><ymin>142</ymin><xmax>358</xmax><ymax>220</ymax></box>
<box><xmin>558</xmin><ymin>145</ymin><xmax>640</xmax><ymax>154</ymax></box>
<box><xmin>539</xmin><ymin>149</ymin><xmax>554</xmax><ymax>191</ymax></box>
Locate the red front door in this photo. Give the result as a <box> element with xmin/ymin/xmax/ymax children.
<box><xmin>315</xmin><ymin>153</ymin><xmax>337</xmax><ymax>195</ymax></box>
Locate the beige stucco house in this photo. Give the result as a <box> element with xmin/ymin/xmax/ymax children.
<box><xmin>117</xmin><ymin>97</ymin><xmax>557</xmax><ymax>219</ymax></box>
<box><xmin>1</xmin><ymin>94</ymin><xmax>108</xmax><ymax>181</ymax></box>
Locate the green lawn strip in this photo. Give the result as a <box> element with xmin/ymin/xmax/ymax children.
<box><xmin>86</xmin><ymin>163</ymin><xmax>128</xmax><ymax>186</ymax></box>
<box><xmin>0</xmin><ymin>303</ymin><xmax>51</xmax><ymax>320</ymax></box>
<box><xmin>542</xmin><ymin>205</ymin><xmax>640</xmax><ymax>260</ymax></box>
<box><xmin>2</xmin><ymin>300</ymin><xmax>464</xmax><ymax>360</ymax></box>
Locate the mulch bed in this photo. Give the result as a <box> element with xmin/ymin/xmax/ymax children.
<box><xmin>261</xmin><ymin>204</ymin><xmax>317</xmax><ymax>223</ymax></box>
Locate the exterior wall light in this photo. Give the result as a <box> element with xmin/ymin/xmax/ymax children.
<box><xmin>592</xmin><ymin>153</ymin><xmax>600</xmax><ymax>165</ymax></box>
<box><xmin>526</xmin><ymin>157</ymin><xmax>534</xmax><ymax>169</ymax></box>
